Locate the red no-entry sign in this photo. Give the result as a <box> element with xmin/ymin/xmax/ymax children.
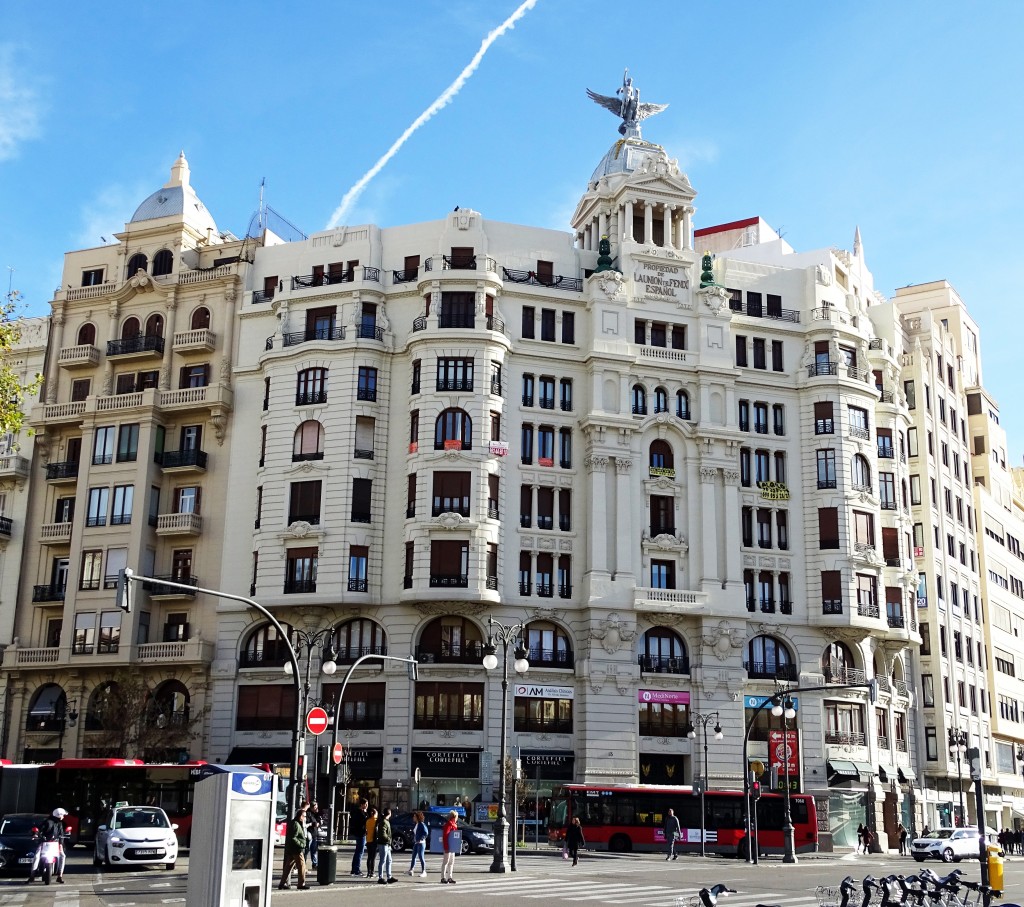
<box><xmin>306</xmin><ymin>707</ymin><xmax>329</xmax><ymax>736</ymax></box>
<box><xmin>332</xmin><ymin>742</ymin><xmax>343</xmax><ymax>765</ymax></box>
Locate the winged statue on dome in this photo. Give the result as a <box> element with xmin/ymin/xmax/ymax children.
<box><xmin>586</xmin><ymin>69</ymin><xmax>668</xmax><ymax>136</ymax></box>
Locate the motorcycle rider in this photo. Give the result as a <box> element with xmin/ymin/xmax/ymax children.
<box><xmin>28</xmin><ymin>808</ymin><xmax>68</xmax><ymax>884</ymax></box>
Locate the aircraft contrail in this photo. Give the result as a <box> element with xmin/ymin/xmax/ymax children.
<box><xmin>325</xmin><ymin>0</ymin><xmax>540</xmax><ymax>229</ymax></box>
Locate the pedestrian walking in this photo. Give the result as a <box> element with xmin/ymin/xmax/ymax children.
<box><xmin>440</xmin><ymin>809</ymin><xmax>459</xmax><ymax>884</ymax></box>
<box><xmin>856</xmin><ymin>823</ymin><xmax>866</xmax><ymax>853</ymax></box>
<box><xmin>863</xmin><ymin>826</ymin><xmax>875</xmax><ymax>853</ymax></box>
<box><xmin>406</xmin><ymin>810</ymin><xmax>428</xmax><ymax>877</ymax></box>
<box><xmin>278</xmin><ymin>805</ymin><xmax>310</xmax><ymax>890</ymax></box>
<box><xmin>350</xmin><ymin>798</ymin><xmax>368</xmax><ymax>877</ymax></box>
<box><xmin>565</xmin><ymin>817</ymin><xmax>586</xmax><ymax>866</ymax></box>
<box><xmin>664</xmin><ymin>808</ymin><xmax>681</xmax><ymax>860</ymax></box>
<box><xmin>375</xmin><ymin>807</ymin><xmax>396</xmax><ymax>884</ymax></box>
<box><xmin>365</xmin><ymin>807</ymin><xmax>379</xmax><ymax>877</ymax></box>
<box><xmin>897</xmin><ymin>822</ymin><xmax>907</xmax><ymax>855</ymax></box>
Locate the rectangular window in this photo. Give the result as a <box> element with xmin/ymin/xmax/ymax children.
<box><xmin>651</xmin><ymin>559</ymin><xmax>676</xmax><ymax>589</ymax></box>
<box><xmin>814</xmin><ymin>401</ymin><xmax>834</xmax><ymax>435</ymax></box>
<box><xmin>289</xmin><ymin>480</ymin><xmax>322</xmax><ymax>525</ymax></box>
<box><xmin>71</xmin><ymin>378</ymin><xmax>91</xmax><ymax>401</ymax></box>
<box><xmin>73</xmin><ymin>612</ymin><xmax>96</xmax><ymax>655</ymax></box>
<box><xmin>436</xmin><ymin>357</ymin><xmax>474</xmax><ymax>392</ymax></box>
<box><xmin>80</xmin><ymin>550</ymin><xmax>103</xmax><ymax>590</ymax></box>
<box><xmin>86</xmin><ymin>487</ymin><xmax>109</xmax><ymax>527</ymax></box>
<box><xmin>348</xmin><ymin>545</ymin><xmax>369</xmax><ymax>592</ymax></box>
<box><xmin>521</xmin><ymin>423</ymin><xmax>534</xmax><ymax>465</ymax></box>
<box><xmin>116</xmin><ymin>424</ymin><xmax>139</xmax><ymax>462</ymax></box>
<box><xmin>818</xmin><ymin>507</ymin><xmax>839</xmax><ymax>549</ymax></box>
<box><xmin>357</xmin><ymin>366</ymin><xmax>378</xmax><ymax>401</ymax></box>
<box><xmin>752</xmin><ymin>338</ymin><xmax>766</xmax><ymax>369</ymax></box>
<box><xmin>351</xmin><ymin>478</ymin><xmax>372</xmax><ymax>523</ymax></box>
<box><xmin>178</xmin><ymin>363</ymin><xmax>210</xmax><ymax>388</ymax></box>
<box><xmin>414</xmin><ymin>681</ymin><xmax>484</xmax><ymax>730</ymax></box>
<box><xmin>771</xmin><ymin>340</ymin><xmax>784</xmax><ymax>372</ymax></box>
<box><xmin>98</xmin><ymin>611</ymin><xmax>121</xmax><ymax>653</ymax></box>
<box><xmin>735</xmin><ymin>335</ymin><xmax>747</xmax><ymax>367</ymax></box>
<box><xmin>432</xmin><ymin>471</ymin><xmax>471</xmax><ymax>517</ymax></box>
<box><xmin>540</xmin><ymin>309</ymin><xmax>556</xmax><ymax>341</ymax></box>
<box><xmin>176</xmin><ymin>486</ymin><xmax>201</xmax><ymax>514</ymax></box>
<box><xmin>562</xmin><ymin>312</ymin><xmax>575</xmax><ymax>344</ymax></box>
<box><xmin>235</xmin><ymin>685</ymin><xmax>298</xmax><ymax>731</ymax></box>
<box><xmin>111</xmin><ymin>484</ymin><xmax>134</xmax><ymax>525</ymax></box>
<box><xmin>93</xmin><ymin>426</ymin><xmax>115</xmax><ymax>465</ymax></box>
<box><xmin>285</xmin><ymin>547</ymin><xmax>318</xmax><ymax>593</ymax></box>
<box><xmin>514</xmin><ymin>695</ymin><xmax>573</xmax><ymax>734</ymax></box>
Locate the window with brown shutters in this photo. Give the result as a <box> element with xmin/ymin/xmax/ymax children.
<box><xmin>351</xmin><ymin>478</ymin><xmax>372</xmax><ymax>523</ymax></box>
<box><xmin>289</xmin><ymin>480</ymin><xmax>322</xmax><ymax>525</ymax></box>
<box><xmin>236</xmin><ymin>685</ymin><xmax>297</xmax><ymax>731</ymax></box>
<box><xmin>821</xmin><ymin>570</ymin><xmax>843</xmax><ymax>612</ymax></box>
<box><xmin>429</xmin><ymin>541</ymin><xmax>469</xmax><ymax>587</ymax></box>
<box><xmin>488</xmin><ymin>474</ymin><xmax>499</xmax><ymax>519</ymax></box>
<box><xmin>537</xmin><ymin>487</ymin><xmax>554</xmax><ymax>530</ymax></box>
<box><xmin>814</xmin><ymin>401</ymin><xmax>834</xmax><ymax>434</ymax></box>
<box><xmin>520</xmin><ymin>485</ymin><xmax>533</xmax><ymax>528</ymax></box>
<box><xmin>432</xmin><ymin>471</ymin><xmax>470</xmax><ymax>516</ymax></box>
<box><xmin>407</xmin><ymin>474</ymin><xmax>417</xmax><ymax>518</ymax></box>
<box><xmin>882</xmin><ymin>528</ymin><xmax>900</xmax><ymax>565</ymax></box>
<box><xmin>818</xmin><ymin>507</ymin><xmax>839</xmax><ymax>549</ymax></box>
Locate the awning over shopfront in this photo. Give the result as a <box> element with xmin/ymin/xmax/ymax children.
<box><xmin>898</xmin><ymin>766</ymin><xmax>916</xmax><ymax>783</ymax></box>
<box><xmin>226</xmin><ymin>746</ymin><xmax>294</xmax><ymax>766</ymax></box>
<box><xmin>827</xmin><ymin>760</ymin><xmax>875</xmax><ymax>783</ymax></box>
<box><xmin>878</xmin><ymin>765</ymin><xmax>896</xmax><ymax>784</ymax></box>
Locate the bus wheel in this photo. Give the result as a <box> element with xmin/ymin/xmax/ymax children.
<box><xmin>607</xmin><ymin>834</ymin><xmax>632</xmax><ymax>853</ymax></box>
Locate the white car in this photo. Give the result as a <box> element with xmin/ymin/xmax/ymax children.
<box><xmin>910</xmin><ymin>827</ymin><xmax>997</xmax><ymax>862</ymax></box>
<box><xmin>93</xmin><ymin>806</ymin><xmax>178</xmax><ymax>869</ymax></box>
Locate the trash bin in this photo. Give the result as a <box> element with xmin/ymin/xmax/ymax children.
<box><xmin>987</xmin><ymin>843</ymin><xmax>1003</xmax><ymax>896</ymax></box>
<box><xmin>317</xmin><ymin>846</ymin><xmax>337</xmax><ymax>886</ymax></box>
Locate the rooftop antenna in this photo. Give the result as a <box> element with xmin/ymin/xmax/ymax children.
<box><xmin>259</xmin><ymin>178</ymin><xmax>266</xmax><ymax>233</ymax></box>
<box><xmin>5</xmin><ymin>266</ymin><xmax>13</xmax><ymax>302</ymax></box>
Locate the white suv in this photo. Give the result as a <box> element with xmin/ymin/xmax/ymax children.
<box><xmin>911</xmin><ymin>827</ymin><xmax>984</xmax><ymax>862</ymax></box>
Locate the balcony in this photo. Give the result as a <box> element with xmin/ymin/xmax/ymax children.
<box><xmin>877</xmin><ymin>736</ymin><xmax>890</xmax><ymax>750</ymax></box>
<box><xmin>296</xmin><ymin>391</ymin><xmax>328</xmax><ymax>406</ymax></box>
<box><xmin>637</xmin><ymin>654</ymin><xmax>689</xmax><ymax>675</ymax></box>
<box><xmin>814</xmin><ymin>419</ymin><xmax>834</xmax><ymax>434</ymax></box>
<box><xmin>849</xmin><ymin>427</ymin><xmax>871</xmax><ymax>441</ymax></box>
<box><xmin>157</xmin><ymin>449</ymin><xmax>208</xmax><ymax>472</ymax></box>
<box><xmin>501</xmin><ymin>267</ymin><xmax>583</xmax><ymax>293</ymax></box>
<box><xmin>355</xmin><ymin>324</ymin><xmax>384</xmax><ymax>342</ymax></box>
<box><xmin>438</xmin><ymin>313</ymin><xmax>475</xmax><ymax>329</ymax></box>
<box><xmin>823</xmin><ymin>665</ymin><xmax>866</xmax><ymax>684</ymax></box>
<box><xmin>877</xmin><ymin>445</ymin><xmax>895</xmax><ymax>460</ymax></box>
<box><xmin>5</xmin><ymin>646</ymin><xmax>60</xmax><ymax>667</ymax></box>
<box><xmin>157</xmin><ymin>383</ymin><xmax>233</xmax><ymax>413</ymax></box>
<box><xmin>825</xmin><ymin>732</ymin><xmax>867</xmax><ymax>746</ymax></box>
<box><xmin>353</xmin><ymin>449</ymin><xmax>374</xmax><ymax>460</ymax></box>
<box><xmin>283</xmin><ymin>579</ymin><xmax>317</xmax><ymax>594</ymax></box>
<box><xmin>807</xmin><ymin>361</ymin><xmax>838</xmax><ymax>377</ymax></box>
<box><xmin>356</xmin><ymin>387</ymin><xmax>377</xmax><ymax>402</ymax></box>
<box><xmin>32</xmin><ymin>584</ymin><xmax>66</xmax><ymax>602</ymax></box>
<box><xmin>429</xmin><ymin>574</ymin><xmax>469</xmax><ymax>588</ymax></box>
<box><xmin>57</xmin><ymin>344</ymin><xmax>100</xmax><ymax>368</ymax></box>
<box><xmin>142</xmin><ymin>575</ymin><xmax>199</xmax><ymax>598</ymax></box>
<box><xmin>817</xmin><ymin>478</ymin><xmax>837</xmax><ymax>489</ymax></box>
<box><xmin>528</xmin><ymin>648</ymin><xmax>575</xmax><ymax>669</ymax></box>
<box><xmin>252</xmin><ymin>290</ymin><xmax>275</xmax><ymax>304</ymax></box>
<box><xmin>415</xmin><ymin>641</ymin><xmax>484</xmax><ymax>665</ymax></box>
<box><xmin>239</xmin><ymin>648</ymin><xmax>289</xmax><ymax>668</ymax></box>
<box><xmin>744</xmin><ymin>661</ymin><xmax>799</xmax><ymax>681</ymax></box>
<box><xmin>727</xmin><ymin>297</ymin><xmax>800</xmax><ymax>322</ymax></box>
<box><xmin>155</xmin><ymin>512</ymin><xmax>203</xmax><ymax>536</ymax></box>
<box><xmin>106</xmin><ymin>335</ymin><xmax>165</xmax><ymax>359</ymax></box>
<box><xmin>442</xmin><ymin>254</ymin><xmax>497</xmax><ymax>272</ymax></box>
<box><xmin>283</xmin><ymin>326</ymin><xmax>345</xmax><ymax>347</ymax></box>
<box><xmin>172</xmin><ymin>329</ymin><xmax>216</xmax><ymax>354</ymax></box>
<box><xmin>857</xmin><ymin>601</ymin><xmax>880</xmax><ymax>619</ymax></box>
<box><xmin>822</xmin><ymin>599</ymin><xmax>844</xmax><ymax>615</ymax></box>
<box><xmin>347</xmin><ymin>578</ymin><xmax>368</xmax><ymax>592</ymax></box>
<box><xmin>136</xmin><ymin>638</ymin><xmax>214</xmax><ymax>664</ymax></box>
<box><xmin>634</xmin><ymin>587</ymin><xmax>708</xmax><ymax>613</ymax></box>
<box><xmin>0</xmin><ymin>516</ymin><xmax>10</xmax><ymax>536</ymax></box>
<box><xmin>45</xmin><ymin>461</ymin><xmax>80</xmax><ymax>483</ymax></box>
<box><xmin>887</xmin><ymin>613</ymin><xmax>906</xmax><ymax>629</ymax></box>
<box><xmin>437</xmin><ymin>379</ymin><xmax>473</xmax><ymax>393</ymax></box>
<box><xmin>392</xmin><ymin>268</ymin><xmax>419</xmax><ymax>284</ymax></box>
<box><xmin>0</xmin><ymin>455</ymin><xmax>29</xmax><ymax>482</ymax></box>
<box><xmin>333</xmin><ymin>644</ymin><xmax>388</xmax><ymax>665</ymax></box>
<box><xmin>40</xmin><ymin>522</ymin><xmax>72</xmax><ymax>545</ymax></box>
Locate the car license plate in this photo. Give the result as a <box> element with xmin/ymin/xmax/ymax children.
<box><xmin>135</xmin><ymin>849</ymin><xmax>159</xmax><ymax>856</ymax></box>
<box><xmin>18</xmin><ymin>857</ymin><xmax>31</xmax><ymax>864</ymax></box>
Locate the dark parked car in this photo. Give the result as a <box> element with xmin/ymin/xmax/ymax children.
<box><xmin>0</xmin><ymin>813</ymin><xmax>49</xmax><ymax>874</ymax></box>
<box><xmin>389</xmin><ymin>811</ymin><xmax>494</xmax><ymax>854</ymax></box>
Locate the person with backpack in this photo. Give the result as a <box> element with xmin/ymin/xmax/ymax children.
<box><xmin>27</xmin><ymin>808</ymin><xmax>68</xmax><ymax>884</ymax></box>
<box><xmin>375</xmin><ymin>808</ymin><xmax>396</xmax><ymax>884</ymax></box>
<box><xmin>406</xmin><ymin>810</ymin><xmax>429</xmax><ymax>877</ymax></box>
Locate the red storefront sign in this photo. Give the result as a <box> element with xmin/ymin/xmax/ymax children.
<box><xmin>768</xmin><ymin>729</ymin><xmax>799</xmax><ymax>789</ymax></box>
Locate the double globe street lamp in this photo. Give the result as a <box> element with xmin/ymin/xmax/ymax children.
<box><xmin>481</xmin><ymin>618</ymin><xmax>529</xmax><ymax>873</ymax></box>
<box><xmin>771</xmin><ymin>694</ymin><xmax>798</xmax><ymax>863</ymax></box>
<box><xmin>684</xmin><ymin>712</ymin><xmax>722</xmax><ymax>857</ymax></box>
<box><xmin>948</xmin><ymin>728</ymin><xmax>968</xmax><ymax>826</ymax></box>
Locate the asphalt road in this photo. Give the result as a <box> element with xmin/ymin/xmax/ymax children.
<box><xmin>0</xmin><ymin>847</ymin><xmax>1019</xmax><ymax>905</ymax></box>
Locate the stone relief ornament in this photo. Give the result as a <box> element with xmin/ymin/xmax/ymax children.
<box><xmin>697</xmin><ymin>284</ymin><xmax>731</xmax><ymax>316</ymax></box>
<box><xmin>585</xmin><ymin>455</ymin><xmax>609</xmax><ymax>472</ymax></box>
<box><xmin>595</xmin><ymin>270</ymin><xmax>625</xmax><ymax>299</ymax></box>
<box><xmin>591</xmin><ymin>614</ymin><xmax>636</xmax><ymax>655</ymax></box>
<box><xmin>433</xmin><ymin>512</ymin><xmax>469</xmax><ymax>530</ymax></box>
<box><xmin>286</xmin><ymin>521</ymin><xmax>315</xmax><ymax>538</ymax></box>
<box><xmin>700</xmin><ymin>466</ymin><xmax>718</xmax><ymax>483</ymax></box>
<box><xmin>815</xmin><ymin>264</ymin><xmax>833</xmax><ymax>286</ymax></box>
<box><xmin>700</xmin><ymin>621</ymin><xmax>744</xmax><ymax>662</ymax></box>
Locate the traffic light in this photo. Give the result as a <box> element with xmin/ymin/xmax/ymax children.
<box><xmin>751</xmin><ymin>781</ymin><xmax>762</xmax><ymax>800</ymax></box>
<box><xmin>116</xmin><ymin>567</ymin><xmax>134</xmax><ymax>613</ymax></box>
<box><xmin>869</xmin><ymin>678</ymin><xmax>878</xmax><ymax>704</ymax></box>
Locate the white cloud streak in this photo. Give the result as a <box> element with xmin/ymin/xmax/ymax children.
<box><xmin>326</xmin><ymin>0</ymin><xmax>540</xmax><ymax>229</ymax></box>
<box><xmin>0</xmin><ymin>45</ymin><xmax>42</xmax><ymax>162</ymax></box>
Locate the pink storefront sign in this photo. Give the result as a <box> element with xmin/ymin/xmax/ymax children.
<box><xmin>637</xmin><ymin>689</ymin><xmax>691</xmax><ymax>705</ymax></box>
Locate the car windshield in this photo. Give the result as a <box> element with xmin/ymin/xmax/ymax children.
<box><xmin>0</xmin><ymin>816</ymin><xmax>44</xmax><ymax>835</ymax></box>
<box><xmin>113</xmin><ymin>808</ymin><xmax>170</xmax><ymax>830</ymax></box>
<box><xmin>928</xmin><ymin>830</ymin><xmax>954</xmax><ymax>839</ymax></box>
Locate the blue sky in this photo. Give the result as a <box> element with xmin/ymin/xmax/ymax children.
<box><xmin>2</xmin><ymin>1</ymin><xmax>1023</xmax><ymax>458</ymax></box>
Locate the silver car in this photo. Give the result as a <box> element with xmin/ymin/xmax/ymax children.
<box><xmin>911</xmin><ymin>827</ymin><xmax>987</xmax><ymax>862</ymax></box>
<box><xmin>93</xmin><ymin>806</ymin><xmax>179</xmax><ymax>870</ymax></box>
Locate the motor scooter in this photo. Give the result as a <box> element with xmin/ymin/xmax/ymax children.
<box><xmin>36</xmin><ymin>838</ymin><xmax>62</xmax><ymax>884</ymax></box>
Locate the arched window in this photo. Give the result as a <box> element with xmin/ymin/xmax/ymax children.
<box><xmin>293</xmin><ymin>421</ymin><xmax>324</xmax><ymax>461</ymax></box>
<box><xmin>296</xmin><ymin>367</ymin><xmax>328</xmax><ymax>405</ymax></box>
<box><xmin>525</xmin><ymin>620</ymin><xmax>573</xmax><ymax>668</ymax></box>
<box><xmin>746</xmin><ymin>635</ymin><xmax>794</xmax><ymax>679</ymax></box>
<box><xmin>85</xmin><ymin>681</ymin><xmax>120</xmax><ymax>731</ymax></box>
<box><xmin>332</xmin><ymin>618</ymin><xmax>387</xmax><ymax>663</ymax></box>
<box><xmin>631</xmin><ymin>384</ymin><xmax>647</xmax><ymax>415</ymax></box>
<box><xmin>120</xmin><ymin>317</ymin><xmax>140</xmax><ymax>340</ymax></box>
<box><xmin>650</xmin><ymin>440</ymin><xmax>674</xmax><ymax>471</ymax></box>
<box><xmin>638</xmin><ymin>627</ymin><xmax>688</xmax><ymax>674</ymax></box>
<box><xmin>152</xmin><ymin>249</ymin><xmax>174</xmax><ymax>277</ymax></box>
<box><xmin>676</xmin><ymin>390</ymin><xmax>690</xmax><ymax>419</ymax></box>
<box><xmin>77</xmin><ymin>323</ymin><xmax>96</xmax><ymax>346</ymax></box>
<box><xmin>434</xmin><ymin>408</ymin><xmax>472</xmax><ymax>450</ymax></box>
<box><xmin>27</xmin><ymin>683</ymin><xmax>66</xmax><ymax>731</ymax></box>
<box><xmin>240</xmin><ymin>621</ymin><xmax>295</xmax><ymax>668</ymax></box>
<box><xmin>145</xmin><ymin>313</ymin><xmax>164</xmax><ymax>337</ymax></box>
<box><xmin>127</xmin><ymin>253</ymin><xmax>148</xmax><ymax>276</ymax></box>
<box><xmin>190</xmin><ymin>307</ymin><xmax>211</xmax><ymax>330</ymax></box>
<box><xmin>822</xmin><ymin>641</ymin><xmax>855</xmax><ymax>683</ymax></box>
<box><xmin>852</xmin><ymin>454</ymin><xmax>871</xmax><ymax>490</ymax></box>
<box><xmin>151</xmin><ymin>680</ymin><xmax>190</xmax><ymax>726</ymax></box>
<box><xmin>416</xmin><ymin>615</ymin><xmax>484</xmax><ymax>664</ymax></box>
<box><xmin>653</xmin><ymin>386</ymin><xmax>669</xmax><ymax>413</ymax></box>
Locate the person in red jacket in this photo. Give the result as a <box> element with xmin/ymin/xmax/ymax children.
<box><xmin>440</xmin><ymin>810</ymin><xmax>459</xmax><ymax>884</ymax></box>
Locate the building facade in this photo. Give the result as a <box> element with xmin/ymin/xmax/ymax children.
<box><xmin>3</xmin><ymin>103</ymin><xmax>1023</xmax><ymax>851</ymax></box>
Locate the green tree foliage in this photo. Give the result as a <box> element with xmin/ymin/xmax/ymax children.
<box><xmin>0</xmin><ymin>290</ymin><xmax>43</xmax><ymax>438</ymax></box>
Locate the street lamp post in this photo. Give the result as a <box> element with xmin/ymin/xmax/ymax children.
<box><xmin>771</xmin><ymin>695</ymin><xmax>798</xmax><ymax>863</ymax></box>
<box><xmin>284</xmin><ymin>628</ymin><xmax>338</xmax><ymax>808</ymax></box>
<box><xmin>948</xmin><ymin>728</ymin><xmax>968</xmax><ymax>826</ymax></box>
<box><xmin>482</xmin><ymin>617</ymin><xmax>529</xmax><ymax>874</ymax></box>
<box><xmin>684</xmin><ymin>712</ymin><xmax>722</xmax><ymax>857</ymax></box>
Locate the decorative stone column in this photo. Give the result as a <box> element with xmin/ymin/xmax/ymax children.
<box><xmin>45</xmin><ymin>305</ymin><xmax>65</xmax><ymax>403</ymax></box>
<box><xmin>159</xmin><ymin>294</ymin><xmax>178</xmax><ymax>390</ymax></box>
<box><xmin>585</xmin><ymin>456</ymin><xmax>610</xmax><ymax>574</ymax></box>
<box><xmin>682</xmin><ymin>206</ymin><xmax>695</xmax><ymax>251</ymax></box>
<box><xmin>643</xmin><ymin>203</ymin><xmax>653</xmax><ymax>246</ymax></box>
<box><xmin>663</xmin><ymin>205</ymin><xmax>674</xmax><ymax>250</ymax></box>
<box><xmin>722</xmin><ymin>469</ymin><xmax>741</xmax><ymax>584</ymax></box>
<box><xmin>615</xmin><ymin>457</ymin><xmax>634</xmax><ymax>579</ymax></box>
<box><xmin>103</xmin><ymin>300</ymin><xmax>120</xmax><ymax>395</ymax></box>
<box><xmin>220</xmin><ymin>287</ymin><xmax>237</xmax><ymax>387</ymax></box>
<box><xmin>699</xmin><ymin>466</ymin><xmax>719</xmax><ymax>581</ymax></box>
<box><xmin>624</xmin><ymin>201</ymin><xmax>635</xmax><ymax>242</ymax></box>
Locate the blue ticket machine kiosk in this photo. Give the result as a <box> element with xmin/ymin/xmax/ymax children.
<box><xmin>186</xmin><ymin>766</ymin><xmax>275</xmax><ymax>907</ymax></box>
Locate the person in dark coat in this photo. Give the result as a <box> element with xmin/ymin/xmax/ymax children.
<box><xmin>565</xmin><ymin>817</ymin><xmax>586</xmax><ymax>866</ymax></box>
<box><xmin>279</xmin><ymin>806</ymin><xmax>309</xmax><ymax>890</ymax></box>
<box><xmin>664</xmin><ymin>808</ymin><xmax>681</xmax><ymax>860</ymax></box>
<box><xmin>350</xmin><ymin>799</ymin><xmax>368</xmax><ymax>877</ymax></box>
<box><xmin>856</xmin><ymin>823</ymin><xmax>866</xmax><ymax>853</ymax></box>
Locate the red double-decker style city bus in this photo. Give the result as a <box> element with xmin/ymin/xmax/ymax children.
<box><xmin>547</xmin><ymin>783</ymin><xmax>817</xmax><ymax>858</ymax></box>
